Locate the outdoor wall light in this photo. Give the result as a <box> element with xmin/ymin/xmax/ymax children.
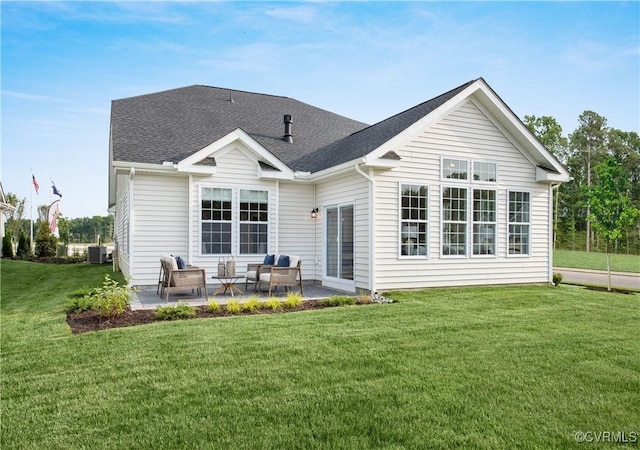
<box><xmin>311</xmin><ymin>207</ymin><xmax>319</xmax><ymax>219</ymax></box>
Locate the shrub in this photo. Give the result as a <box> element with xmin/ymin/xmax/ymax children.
<box><xmin>265</xmin><ymin>297</ymin><xmax>283</xmax><ymax>311</ymax></box>
<box><xmin>283</xmin><ymin>292</ymin><xmax>303</xmax><ymax>309</ymax></box>
<box><xmin>35</xmin><ymin>221</ymin><xmax>57</xmax><ymax>258</ymax></box>
<box><xmin>552</xmin><ymin>272</ymin><xmax>563</xmax><ymax>286</ymax></box>
<box><xmin>16</xmin><ymin>230</ymin><xmax>31</xmax><ymax>259</ymax></box>
<box><xmin>2</xmin><ymin>231</ymin><xmax>14</xmax><ymax>258</ymax></box>
<box><xmin>243</xmin><ymin>296</ymin><xmax>261</xmax><ymax>312</ymax></box>
<box><xmin>226</xmin><ymin>300</ymin><xmax>242</xmax><ymax>314</ymax></box>
<box><xmin>93</xmin><ymin>275</ymin><xmax>133</xmax><ymax>318</ymax></box>
<box><xmin>155</xmin><ymin>302</ymin><xmax>197</xmax><ymax>320</ymax></box>
<box><xmin>356</xmin><ymin>289</ymin><xmax>373</xmax><ymax>304</ymax></box>
<box><xmin>323</xmin><ymin>296</ymin><xmax>356</xmax><ymax>307</ymax></box>
<box><xmin>65</xmin><ymin>295</ymin><xmax>96</xmax><ymax>314</ymax></box>
<box><xmin>207</xmin><ymin>299</ymin><xmax>221</xmax><ymax>313</ymax></box>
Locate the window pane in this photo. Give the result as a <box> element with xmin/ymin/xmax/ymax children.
<box><xmin>473</xmin><ymin>224</ymin><xmax>495</xmax><ymax>255</ymax></box>
<box><xmin>473</xmin><ymin>161</ymin><xmax>497</xmax><ymax>182</ymax></box>
<box><xmin>442</xmin><ymin>223</ymin><xmax>466</xmax><ymax>256</ymax></box>
<box><xmin>508</xmin><ymin>191</ymin><xmax>530</xmax><ymax>255</ymax></box>
<box><xmin>239</xmin><ymin>189</ymin><xmax>269</xmax><ymax>254</ymax></box>
<box><xmin>400</xmin><ymin>184</ymin><xmax>428</xmax><ymax>256</ymax></box>
<box><xmin>201</xmin><ymin>188</ymin><xmax>232</xmax><ymax>255</ymax></box>
<box><xmin>443</xmin><ymin>158</ymin><xmax>468</xmax><ymax>180</ymax></box>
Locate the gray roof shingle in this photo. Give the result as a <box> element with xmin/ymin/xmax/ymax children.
<box><xmin>111</xmin><ymin>80</ymin><xmax>477</xmax><ymax>173</ymax></box>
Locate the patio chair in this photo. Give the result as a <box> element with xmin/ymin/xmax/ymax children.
<box><xmin>254</xmin><ymin>255</ymin><xmax>303</xmax><ymax>296</ymax></box>
<box><xmin>159</xmin><ymin>256</ymin><xmax>208</xmax><ymax>303</ymax></box>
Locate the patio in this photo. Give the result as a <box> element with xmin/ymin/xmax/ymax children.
<box><xmin>131</xmin><ymin>280</ymin><xmax>352</xmax><ymax>310</ymax></box>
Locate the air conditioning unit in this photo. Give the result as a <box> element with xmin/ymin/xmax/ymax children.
<box><xmin>87</xmin><ymin>245</ymin><xmax>106</xmax><ymax>264</ymax></box>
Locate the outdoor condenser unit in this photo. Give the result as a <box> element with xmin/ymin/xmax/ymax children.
<box><xmin>87</xmin><ymin>245</ymin><xmax>107</xmax><ymax>264</ymax></box>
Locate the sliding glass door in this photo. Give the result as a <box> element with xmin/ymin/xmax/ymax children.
<box><xmin>325</xmin><ymin>204</ymin><xmax>354</xmax><ymax>284</ymax></box>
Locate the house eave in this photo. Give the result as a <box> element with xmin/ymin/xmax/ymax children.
<box><xmin>536</xmin><ymin>166</ymin><xmax>571</xmax><ymax>184</ymax></box>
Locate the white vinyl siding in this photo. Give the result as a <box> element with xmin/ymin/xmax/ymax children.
<box><xmin>130</xmin><ymin>173</ymin><xmax>189</xmax><ymax>285</ymax></box>
<box><xmin>372</xmin><ymin>98</ymin><xmax>551</xmax><ymax>290</ymax></box>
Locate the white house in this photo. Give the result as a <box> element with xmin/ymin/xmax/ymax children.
<box><xmin>109</xmin><ymin>78</ymin><xmax>570</xmax><ymax>292</ymax></box>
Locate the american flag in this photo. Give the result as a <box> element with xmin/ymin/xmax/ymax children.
<box><xmin>32</xmin><ymin>174</ymin><xmax>39</xmax><ymax>194</ymax></box>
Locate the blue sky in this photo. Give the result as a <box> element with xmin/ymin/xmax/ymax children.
<box><xmin>2</xmin><ymin>1</ymin><xmax>638</xmax><ymax>220</ymax></box>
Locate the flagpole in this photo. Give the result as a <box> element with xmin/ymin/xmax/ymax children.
<box><xmin>30</xmin><ymin>171</ymin><xmax>34</xmax><ymax>252</ymax></box>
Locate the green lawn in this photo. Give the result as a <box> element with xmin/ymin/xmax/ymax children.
<box><xmin>554</xmin><ymin>249</ymin><xmax>640</xmax><ymax>273</ymax></box>
<box><xmin>2</xmin><ymin>260</ymin><xmax>639</xmax><ymax>449</ymax></box>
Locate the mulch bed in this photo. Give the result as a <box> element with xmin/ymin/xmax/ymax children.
<box><xmin>67</xmin><ymin>300</ymin><xmax>335</xmax><ymax>334</ymax></box>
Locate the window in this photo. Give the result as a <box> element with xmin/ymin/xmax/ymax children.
<box><xmin>400</xmin><ymin>184</ymin><xmax>428</xmax><ymax>256</ymax></box>
<box><xmin>508</xmin><ymin>191</ymin><xmax>530</xmax><ymax>255</ymax></box>
<box><xmin>201</xmin><ymin>188</ymin><xmax>232</xmax><ymax>254</ymax></box>
<box><xmin>442</xmin><ymin>187</ymin><xmax>467</xmax><ymax>256</ymax></box>
<box><xmin>472</xmin><ymin>189</ymin><xmax>496</xmax><ymax>255</ymax></box>
<box><xmin>442</xmin><ymin>158</ymin><xmax>468</xmax><ymax>180</ymax></box>
<box><xmin>473</xmin><ymin>161</ymin><xmax>497</xmax><ymax>182</ymax></box>
<box><xmin>239</xmin><ymin>189</ymin><xmax>268</xmax><ymax>254</ymax></box>
<box><xmin>201</xmin><ymin>187</ymin><xmax>269</xmax><ymax>255</ymax></box>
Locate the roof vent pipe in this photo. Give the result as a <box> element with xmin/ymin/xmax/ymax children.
<box><xmin>283</xmin><ymin>114</ymin><xmax>293</xmax><ymax>143</ymax></box>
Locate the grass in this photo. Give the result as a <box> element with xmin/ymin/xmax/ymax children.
<box><xmin>554</xmin><ymin>249</ymin><xmax>640</xmax><ymax>273</ymax></box>
<box><xmin>2</xmin><ymin>259</ymin><xmax>639</xmax><ymax>449</ymax></box>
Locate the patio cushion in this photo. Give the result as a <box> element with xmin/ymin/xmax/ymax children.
<box><xmin>277</xmin><ymin>255</ymin><xmax>290</xmax><ymax>267</ymax></box>
<box><xmin>263</xmin><ymin>254</ymin><xmax>275</xmax><ymax>265</ymax></box>
<box><xmin>288</xmin><ymin>255</ymin><xmax>299</xmax><ymax>268</ymax></box>
<box><xmin>175</xmin><ymin>255</ymin><xmax>186</xmax><ymax>269</ymax></box>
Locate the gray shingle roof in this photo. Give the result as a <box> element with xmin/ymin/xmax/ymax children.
<box><xmin>111</xmin><ymin>80</ymin><xmax>477</xmax><ymax>173</ymax></box>
<box><xmin>290</xmin><ymin>79</ymin><xmax>476</xmax><ymax>172</ymax></box>
<box><xmin>110</xmin><ymin>85</ymin><xmax>368</xmax><ymax>169</ymax></box>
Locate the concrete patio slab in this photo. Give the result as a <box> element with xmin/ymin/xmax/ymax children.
<box><xmin>131</xmin><ymin>281</ymin><xmax>353</xmax><ymax>310</ymax></box>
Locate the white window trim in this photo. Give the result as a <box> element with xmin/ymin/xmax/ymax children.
<box><xmin>506</xmin><ymin>189</ymin><xmax>531</xmax><ymax>258</ymax></box>
<box><xmin>471</xmin><ymin>188</ymin><xmax>498</xmax><ymax>258</ymax></box>
<box><xmin>440</xmin><ymin>185</ymin><xmax>469</xmax><ymax>258</ymax></box>
<box><xmin>199</xmin><ymin>185</ymin><xmax>271</xmax><ymax>256</ymax></box>
<box><xmin>398</xmin><ymin>182</ymin><xmax>430</xmax><ymax>259</ymax></box>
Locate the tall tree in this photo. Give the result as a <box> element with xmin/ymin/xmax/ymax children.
<box><xmin>584</xmin><ymin>157</ymin><xmax>639</xmax><ymax>290</ymax></box>
<box><xmin>569</xmin><ymin>111</ymin><xmax>608</xmax><ymax>252</ymax></box>
<box><xmin>524</xmin><ymin>115</ymin><xmax>569</xmax><ymax>162</ymax></box>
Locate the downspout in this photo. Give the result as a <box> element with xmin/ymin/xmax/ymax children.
<box><xmin>128</xmin><ymin>167</ymin><xmax>135</xmax><ymax>285</ymax></box>
<box><xmin>354</xmin><ymin>163</ymin><xmax>376</xmax><ymax>294</ymax></box>
<box><xmin>549</xmin><ymin>182</ymin><xmax>561</xmax><ymax>285</ymax></box>
<box><xmin>275</xmin><ymin>180</ymin><xmax>279</xmax><ymax>254</ymax></box>
<box><xmin>188</xmin><ymin>175</ymin><xmax>193</xmax><ymax>264</ymax></box>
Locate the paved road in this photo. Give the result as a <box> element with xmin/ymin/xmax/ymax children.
<box><xmin>555</xmin><ymin>267</ymin><xmax>640</xmax><ymax>290</ymax></box>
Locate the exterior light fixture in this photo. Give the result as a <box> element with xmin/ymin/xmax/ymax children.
<box><xmin>311</xmin><ymin>207</ymin><xmax>319</xmax><ymax>219</ymax></box>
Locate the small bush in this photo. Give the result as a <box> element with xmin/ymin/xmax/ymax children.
<box><xmin>93</xmin><ymin>275</ymin><xmax>133</xmax><ymax>318</ymax></box>
<box><xmin>65</xmin><ymin>295</ymin><xmax>96</xmax><ymax>314</ymax></box>
<box><xmin>2</xmin><ymin>231</ymin><xmax>14</xmax><ymax>258</ymax></box>
<box><xmin>243</xmin><ymin>296</ymin><xmax>261</xmax><ymax>312</ymax></box>
<box><xmin>283</xmin><ymin>292</ymin><xmax>303</xmax><ymax>309</ymax></box>
<box><xmin>356</xmin><ymin>290</ymin><xmax>373</xmax><ymax>304</ymax></box>
<box><xmin>265</xmin><ymin>297</ymin><xmax>283</xmax><ymax>311</ymax></box>
<box><xmin>226</xmin><ymin>300</ymin><xmax>242</xmax><ymax>314</ymax></box>
<box><xmin>156</xmin><ymin>302</ymin><xmax>197</xmax><ymax>320</ymax></box>
<box><xmin>207</xmin><ymin>300</ymin><xmax>221</xmax><ymax>313</ymax></box>
<box><xmin>323</xmin><ymin>295</ymin><xmax>356</xmax><ymax>307</ymax></box>
<box><xmin>552</xmin><ymin>272</ymin><xmax>563</xmax><ymax>286</ymax></box>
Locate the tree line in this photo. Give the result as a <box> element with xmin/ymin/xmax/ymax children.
<box><xmin>525</xmin><ymin>111</ymin><xmax>639</xmax><ymax>254</ymax></box>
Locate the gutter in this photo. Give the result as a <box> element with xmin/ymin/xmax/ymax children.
<box><xmin>354</xmin><ymin>163</ymin><xmax>376</xmax><ymax>295</ymax></box>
